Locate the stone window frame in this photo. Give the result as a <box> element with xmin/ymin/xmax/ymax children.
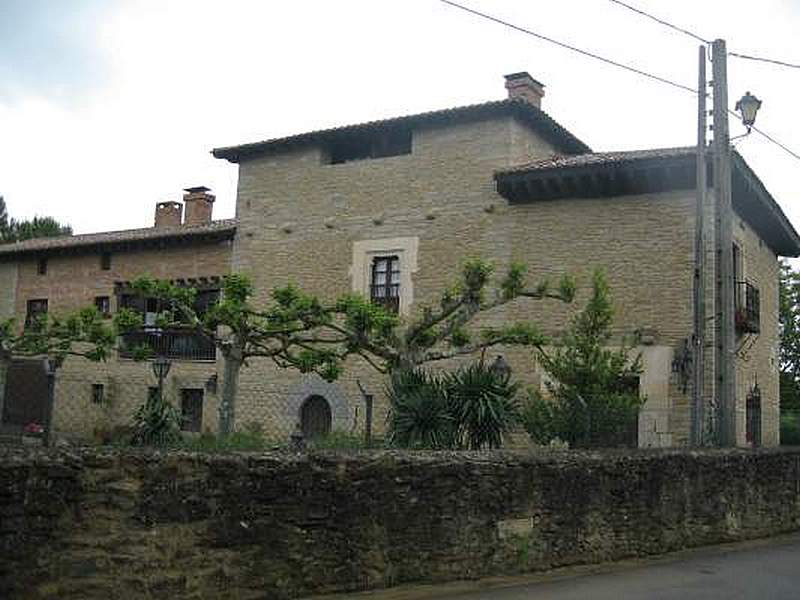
<box><xmin>350</xmin><ymin>237</ymin><xmax>418</xmax><ymax>316</ymax></box>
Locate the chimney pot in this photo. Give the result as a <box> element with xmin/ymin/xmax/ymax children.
<box><xmin>183</xmin><ymin>186</ymin><xmax>215</xmax><ymax>226</ymax></box>
<box><xmin>504</xmin><ymin>72</ymin><xmax>545</xmax><ymax>108</ymax></box>
<box><xmin>154</xmin><ymin>201</ymin><xmax>183</xmax><ymax>228</ymax></box>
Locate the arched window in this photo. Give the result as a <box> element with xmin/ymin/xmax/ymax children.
<box><xmin>300</xmin><ymin>395</ymin><xmax>332</xmax><ymax>440</ymax></box>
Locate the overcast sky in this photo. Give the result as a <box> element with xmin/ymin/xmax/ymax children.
<box><xmin>1</xmin><ymin>0</ymin><xmax>798</xmax><ymax>237</ymax></box>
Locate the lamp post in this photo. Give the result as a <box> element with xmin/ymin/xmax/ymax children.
<box><xmin>43</xmin><ymin>356</ymin><xmax>63</xmax><ymax>447</ymax></box>
<box><xmin>151</xmin><ymin>355</ymin><xmax>172</xmax><ymax>404</ymax></box>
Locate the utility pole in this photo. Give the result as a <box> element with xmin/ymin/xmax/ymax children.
<box><xmin>691</xmin><ymin>44</ymin><xmax>707</xmax><ymax>446</ymax></box>
<box><xmin>711</xmin><ymin>38</ymin><xmax>737</xmax><ymax>446</ymax></box>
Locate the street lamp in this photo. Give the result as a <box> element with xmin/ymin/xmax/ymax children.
<box><xmin>489</xmin><ymin>354</ymin><xmax>512</xmax><ymax>380</ymax></box>
<box><xmin>151</xmin><ymin>355</ymin><xmax>172</xmax><ymax>402</ymax></box>
<box><xmin>735</xmin><ymin>91</ymin><xmax>762</xmax><ymax>132</ymax></box>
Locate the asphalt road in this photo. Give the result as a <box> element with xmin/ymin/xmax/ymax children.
<box><xmin>324</xmin><ymin>534</ymin><xmax>800</xmax><ymax>600</ymax></box>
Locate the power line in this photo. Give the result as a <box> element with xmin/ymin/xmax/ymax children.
<box><xmin>438</xmin><ymin>0</ymin><xmax>697</xmax><ymax>95</ymax></box>
<box><xmin>607</xmin><ymin>0</ymin><xmax>709</xmax><ymax>44</ymax></box>
<box><xmin>607</xmin><ymin>0</ymin><xmax>800</xmax><ymax>71</ymax></box>
<box><xmin>728</xmin><ymin>52</ymin><xmax>800</xmax><ymax>70</ymax></box>
<box><xmin>438</xmin><ymin>0</ymin><xmax>800</xmax><ymax>163</ymax></box>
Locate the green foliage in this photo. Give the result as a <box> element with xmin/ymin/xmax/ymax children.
<box><xmin>387</xmin><ymin>369</ymin><xmax>456</xmax><ymax>449</ymax></box>
<box><xmin>131</xmin><ymin>391</ymin><xmax>181</xmax><ymax>447</ymax></box>
<box><xmin>0</xmin><ymin>199</ymin><xmax>72</xmax><ymax>244</ymax></box>
<box><xmin>179</xmin><ymin>429</ymin><xmax>275</xmax><ymax>452</ymax></box>
<box><xmin>780</xmin><ymin>412</ymin><xmax>800</xmax><ymax>446</ymax></box>
<box><xmin>780</xmin><ymin>262</ymin><xmax>800</xmax><ymax>412</ymax></box>
<box><xmin>387</xmin><ymin>362</ymin><xmax>521</xmax><ymax>450</ymax></box>
<box><xmin>526</xmin><ymin>270</ymin><xmax>643</xmax><ymax>448</ymax></box>
<box><xmin>446</xmin><ymin>361</ymin><xmax>521</xmax><ymax>450</ymax></box>
<box><xmin>12</xmin><ymin>306</ymin><xmax>117</xmax><ymax>364</ymax></box>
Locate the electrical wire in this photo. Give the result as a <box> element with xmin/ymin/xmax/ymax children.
<box><xmin>607</xmin><ymin>0</ymin><xmax>709</xmax><ymax>44</ymax></box>
<box><xmin>438</xmin><ymin>0</ymin><xmax>697</xmax><ymax>95</ymax></box>
<box><xmin>438</xmin><ymin>0</ymin><xmax>800</xmax><ymax>163</ymax></box>
<box><xmin>728</xmin><ymin>52</ymin><xmax>800</xmax><ymax>70</ymax></box>
<box><xmin>607</xmin><ymin>0</ymin><xmax>800</xmax><ymax>70</ymax></box>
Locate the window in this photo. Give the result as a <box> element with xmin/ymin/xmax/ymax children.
<box><xmin>94</xmin><ymin>296</ymin><xmax>111</xmax><ymax>317</ymax></box>
<box><xmin>327</xmin><ymin>127</ymin><xmax>412</xmax><ymax>165</ymax></box>
<box><xmin>92</xmin><ymin>384</ymin><xmax>105</xmax><ymax>405</ymax></box>
<box><xmin>100</xmin><ymin>252</ymin><xmax>112</xmax><ymax>271</ymax></box>
<box><xmin>180</xmin><ymin>388</ymin><xmax>204</xmax><ymax>432</ymax></box>
<box><xmin>37</xmin><ymin>258</ymin><xmax>47</xmax><ymax>275</ymax></box>
<box><xmin>25</xmin><ymin>299</ymin><xmax>48</xmax><ymax>327</ymax></box>
<box><xmin>370</xmin><ymin>256</ymin><xmax>401</xmax><ymax>313</ymax></box>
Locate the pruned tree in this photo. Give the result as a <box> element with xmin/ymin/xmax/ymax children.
<box><xmin>0</xmin><ymin>307</ymin><xmax>120</xmax><ymax>443</ymax></box>
<box><xmin>129</xmin><ymin>259</ymin><xmax>574</xmax><ymax>435</ymax></box>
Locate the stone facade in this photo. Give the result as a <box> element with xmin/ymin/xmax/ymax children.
<box><xmin>1</xmin><ymin>230</ymin><xmax>233</xmax><ymax>439</ymax></box>
<box><xmin>0</xmin><ymin>75</ymin><xmax>795</xmax><ymax>447</ymax></box>
<box><xmin>2</xmin><ymin>446</ymin><xmax>800</xmax><ymax>599</ymax></box>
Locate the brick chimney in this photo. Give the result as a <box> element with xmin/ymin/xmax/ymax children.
<box><xmin>154</xmin><ymin>201</ymin><xmax>183</xmax><ymax>228</ymax></box>
<box><xmin>183</xmin><ymin>186</ymin><xmax>215</xmax><ymax>226</ymax></box>
<box><xmin>504</xmin><ymin>72</ymin><xmax>545</xmax><ymax>108</ymax></box>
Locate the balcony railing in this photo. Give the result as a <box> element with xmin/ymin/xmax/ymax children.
<box><xmin>735</xmin><ymin>281</ymin><xmax>760</xmax><ymax>334</ymax></box>
<box><xmin>119</xmin><ymin>329</ymin><xmax>216</xmax><ymax>361</ymax></box>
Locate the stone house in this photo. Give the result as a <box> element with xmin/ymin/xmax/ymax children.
<box><xmin>0</xmin><ymin>72</ymin><xmax>797</xmax><ymax>446</ymax></box>
<box><xmin>0</xmin><ymin>189</ymin><xmax>234</xmax><ymax>438</ymax></box>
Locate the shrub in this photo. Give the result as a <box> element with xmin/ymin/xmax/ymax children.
<box><xmin>130</xmin><ymin>392</ymin><xmax>181</xmax><ymax>447</ymax></box>
<box><xmin>781</xmin><ymin>412</ymin><xmax>800</xmax><ymax>445</ymax></box>
<box><xmin>180</xmin><ymin>429</ymin><xmax>274</xmax><ymax>452</ymax></box>
<box><xmin>387</xmin><ymin>362</ymin><xmax>521</xmax><ymax>450</ymax></box>
<box><xmin>527</xmin><ymin>270</ymin><xmax>643</xmax><ymax>448</ymax></box>
<box><xmin>387</xmin><ymin>369</ymin><xmax>456</xmax><ymax>449</ymax></box>
<box><xmin>446</xmin><ymin>361</ymin><xmax>520</xmax><ymax>450</ymax></box>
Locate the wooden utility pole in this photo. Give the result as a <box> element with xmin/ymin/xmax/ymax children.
<box><xmin>691</xmin><ymin>44</ymin><xmax>707</xmax><ymax>446</ymax></box>
<box><xmin>711</xmin><ymin>38</ymin><xmax>737</xmax><ymax>446</ymax></box>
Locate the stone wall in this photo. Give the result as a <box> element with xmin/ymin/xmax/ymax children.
<box><xmin>1</xmin><ymin>447</ymin><xmax>799</xmax><ymax>599</ymax></box>
<box><xmin>230</xmin><ymin>111</ymin><xmax>702</xmax><ymax>443</ymax></box>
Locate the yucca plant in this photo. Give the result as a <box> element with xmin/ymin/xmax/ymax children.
<box><xmin>446</xmin><ymin>361</ymin><xmax>521</xmax><ymax>450</ymax></box>
<box><xmin>387</xmin><ymin>369</ymin><xmax>457</xmax><ymax>449</ymax></box>
<box><xmin>131</xmin><ymin>391</ymin><xmax>181</xmax><ymax>447</ymax></box>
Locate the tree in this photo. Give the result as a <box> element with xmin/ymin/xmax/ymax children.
<box><xmin>0</xmin><ymin>196</ymin><xmax>72</xmax><ymax>244</ymax></box>
<box><xmin>779</xmin><ymin>261</ymin><xmax>800</xmax><ymax>412</ymax></box>
<box><xmin>8</xmin><ymin>216</ymin><xmax>72</xmax><ymax>242</ymax></box>
<box><xmin>0</xmin><ymin>196</ymin><xmax>8</xmax><ymax>240</ymax></box>
<box><xmin>524</xmin><ymin>270</ymin><xmax>643</xmax><ymax>448</ymax></box>
<box><xmin>131</xmin><ymin>259</ymin><xmax>574</xmax><ymax>435</ymax></box>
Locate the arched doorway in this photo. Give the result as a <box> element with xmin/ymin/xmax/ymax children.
<box><xmin>300</xmin><ymin>395</ymin><xmax>332</xmax><ymax>440</ymax></box>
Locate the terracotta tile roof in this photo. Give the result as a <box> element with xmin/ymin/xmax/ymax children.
<box><xmin>212</xmin><ymin>98</ymin><xmax>591</xmax><ymax>161</ymax></box>
<box><xmin>497</xmin><ymin>146</ymin><xmax>696</xmax><ymax>175</ymax></box>
<box><xmin>0</xmin><ymin>219</ymin><xmax>237</xmax><ymax>257</ymax></box>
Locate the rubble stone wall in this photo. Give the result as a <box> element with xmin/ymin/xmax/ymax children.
<box><xmin>2</xmin><ymin>447</ymin><xmax>799</xmax><ymax>599</ymax></box>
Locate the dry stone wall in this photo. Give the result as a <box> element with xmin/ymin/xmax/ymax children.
<box><xmin>1</xmin><ymin>447</ymin><xmax>799</xmax><ymax>599</ymax></box>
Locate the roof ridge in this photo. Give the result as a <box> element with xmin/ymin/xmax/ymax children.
<box><xmin>212</xmin><ymin>97</ymin><xmax>591</xmax><ymax>160</ymax></box>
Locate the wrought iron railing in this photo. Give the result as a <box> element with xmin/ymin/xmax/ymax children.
<box><xmin>119</xmin><ymin>329</ymin><xmax>216</xmax><ymax>361</ymax></box>
<box><xmin>735</xmin><ymin>281</ymin><xmax>760</xmax><ymax>334</ymax></box>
